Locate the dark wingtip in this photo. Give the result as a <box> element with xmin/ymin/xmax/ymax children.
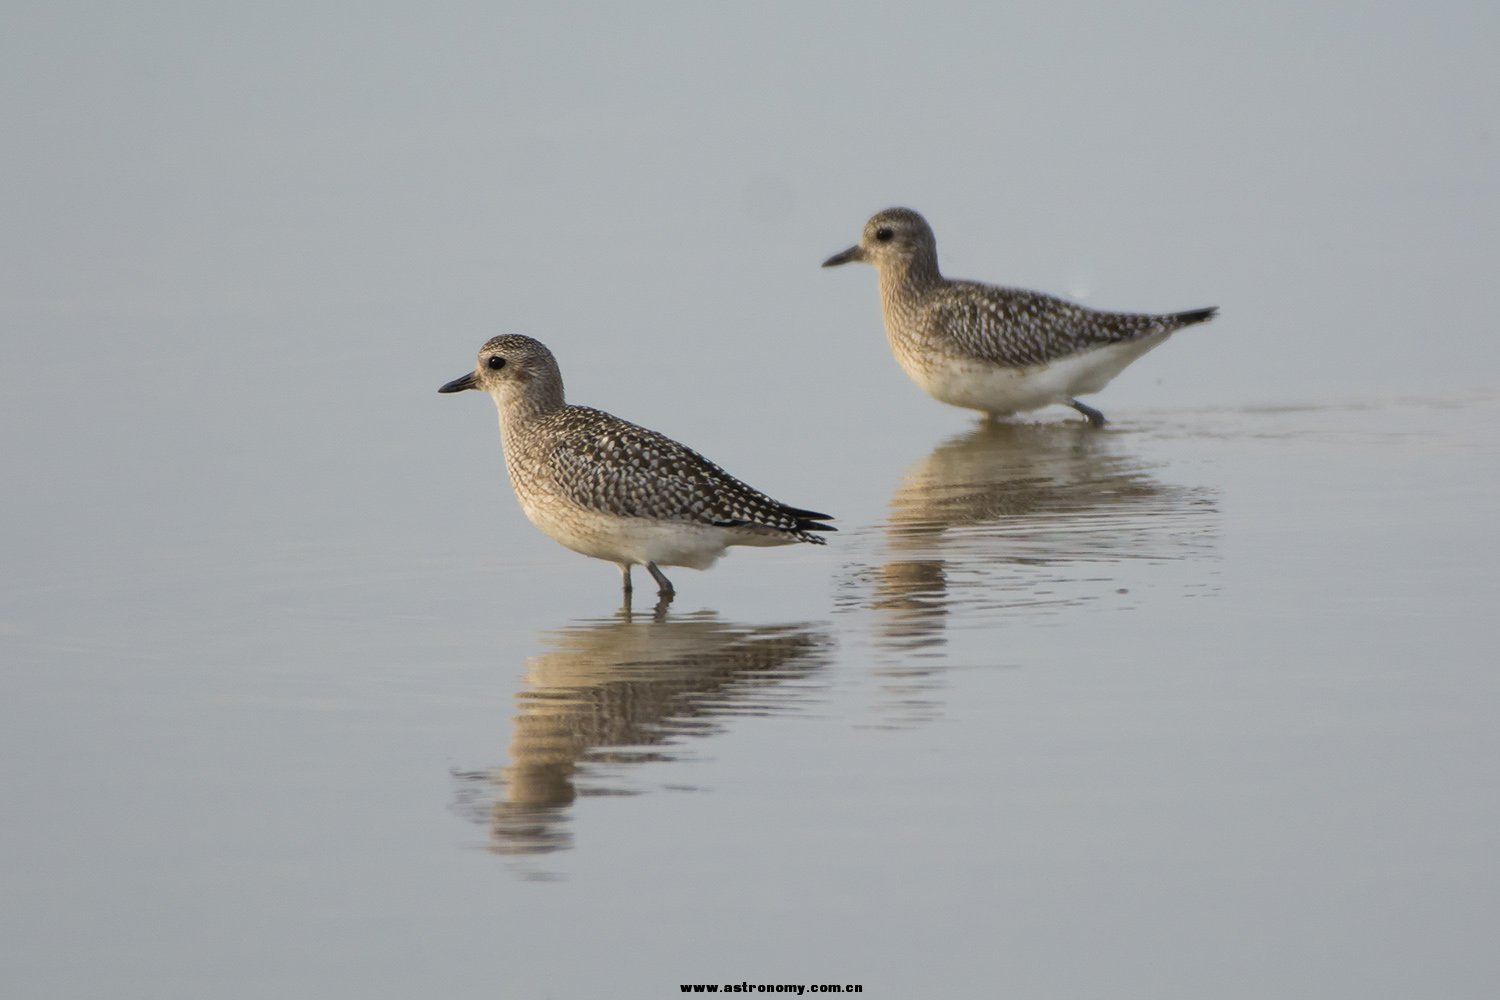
<box><xmin>1174</xmin><ymin>307</ymin><xmax>1219</xmax><ymax>327</ymax></box>
<box><xmin>794</xmin><ymin>518</ymin><xmax>836</xmax><ymax>534</ymax></box>
<box><xmin>786</xmin><ymin>506</ymin><xmax>832</xmax><ymax>521</ymax></box>
<box><xmin>785</xmin><ymin>506</ymin><xmax>835</xmax><ymax>533</ymax></box>
<box><xmin>717</xmin><ymin>510</ymin><xmax>835</xmax><ymax>537</ymax></box>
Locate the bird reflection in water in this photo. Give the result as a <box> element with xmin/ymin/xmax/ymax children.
<box><xmin>453</xmin><ymin>608</ymin><xmax>832</xmax><ymax>863</ymax></box>
<box><xmin>855</xmin><ymin>420</ymin><xmax>1219</xmax><ymax>652</ymax></box>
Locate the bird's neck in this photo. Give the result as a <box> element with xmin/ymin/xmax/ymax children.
<box><xmin>879</xmin><ymin>249</ymin><xmax>941</xmax><ymax>293</ymax></box>
<box><xmin>878</xmin><ymin>253</ymin><xmax>942</xmax><ymax>325</ymax></box>
<box><xmin>495</xmin><ymin>382</ymin><xmax>566</xmax><ymax>433</ymax></box>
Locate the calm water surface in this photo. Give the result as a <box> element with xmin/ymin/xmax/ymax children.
<box><xmin>5</xmin><ymin>392</ymin><xmax>1497</xmax><ymax>998</ymax></box>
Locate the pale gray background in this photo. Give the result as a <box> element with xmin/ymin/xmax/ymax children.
<box><xmin>3</xmin><ymin>3</ymin><xmax>1497</xmax><ymax>998</ymax></box>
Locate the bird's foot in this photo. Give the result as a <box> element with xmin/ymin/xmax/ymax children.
<box><xmin>1066</xmin><ymin>398</ymin><xmax>1107</xmax><ymax>428</ymax></box>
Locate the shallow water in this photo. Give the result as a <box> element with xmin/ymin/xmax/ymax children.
<box><xmin>6</xmin><ymin>383</ymin><xmax>1498</xmax><ymax>997</ymax></box>
<box><xmin>454</xmin><ymin>612</ymin><xmax>836</xmax><ymax>861</ymax></box>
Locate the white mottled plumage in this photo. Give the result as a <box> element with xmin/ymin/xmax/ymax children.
<box><xmin>823</xmin><ymin>207</ymin><xmax>1217</xmax><ymax>427</ymax></box>
<box><xmin>439</xmin><ymin>335</ymin><xmax>833</xmax><ymax>598</ymax></box>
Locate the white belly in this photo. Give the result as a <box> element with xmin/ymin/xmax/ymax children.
<box><xmin>903</xmin><ymin>333</ymin><xmax>1173</xmax><ymax>416</ymax></box>
<box><xmin>515</xmin><ymin>495</ymin><xmax>790</xmax><ymax>570</ymax></box>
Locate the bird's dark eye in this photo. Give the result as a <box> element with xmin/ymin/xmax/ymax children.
<box><xmin>487</xmin><ymin>355</ymin><xmax>506</xmax><ymax>370</ymax></box>
<box><xmin>874</xmin><ymin>226</ymin><xmax>894</xmax><ymax>242</ymax></box>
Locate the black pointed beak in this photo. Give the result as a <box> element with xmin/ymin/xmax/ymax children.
<box><xmin>821</xmin><ymin>245</ymin><xmax>865</xmax><ymax>267</ymax></box>
<box><xmin>438</xmin><ymin>371</ymin><xmax>479</xmax><ymax>393</ymax></box>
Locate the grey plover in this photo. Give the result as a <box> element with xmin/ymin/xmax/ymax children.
<box><xmin>822</xmin><ymin>207</ymin><xmax>1217</xmax><ymax>427</ymax></box>
<box><xmin>439</xmin><ymin>335</ymin><xmax>833</xmax><ymax>598</ymax></box>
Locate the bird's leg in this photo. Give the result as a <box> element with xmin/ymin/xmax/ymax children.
<box><xmin>1066</xmin><ymin>398</ymin><xmax>1107</xmax><ymax>428</ymax></box>
<box><xmin>646</xmin><ymin>562</ymin><xmax>676</xmax><ymax>598</ymax></box>
<box><xmin>618</xmin><ymin>563</ymin><xmax>634</xmax><ymax>596</ymax></box>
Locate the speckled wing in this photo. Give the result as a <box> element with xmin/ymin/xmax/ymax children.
<box><xmin>929</xmin><ymin>282</ymin><xmax>1186</xmax><ymax>368</ymax></box>
<box><xmin>546</xmin><ymin>409</ymin><xmax>832</xmax><ymax>539</ymax></box>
